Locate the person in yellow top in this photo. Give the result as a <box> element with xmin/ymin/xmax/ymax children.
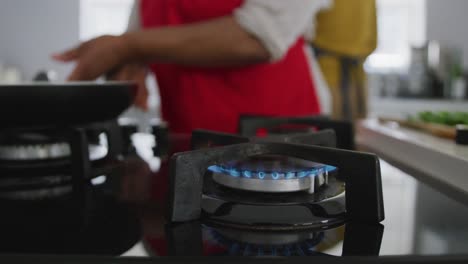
<box><xmin>312</xmin><ymin>0</ymin><xmax>377</xmax><ymax>120</ymax></box>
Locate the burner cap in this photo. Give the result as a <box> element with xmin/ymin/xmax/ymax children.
<box><xmin>0</xmin><ymin>143</ymin><xmax>108</xmax><ymax>161</ymax></box>
<box><xmin>208</xmin><ymin>155</ymin><xmax>337</xmax><ymax>193</ymax></box>
<box><xmin>0</xmin><ymin>132</ymin><xmax>108</xmax><ymax>161</ymax></box>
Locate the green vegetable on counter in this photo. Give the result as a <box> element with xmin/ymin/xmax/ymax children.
<box><xmin>414</xmin><ymin>111</ymin><xmax>468</xmax><ymax>126</ymax></box>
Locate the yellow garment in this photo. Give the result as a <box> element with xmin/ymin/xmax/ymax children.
<box><xmin>313</xmin><ymin>0</ymin><xmax>377</xmax><ymax>120</ymax></box>
<box><xmin>318</xmin><ymin>57</ymin><xmax>369</xmax><ymax>120</ymax></box>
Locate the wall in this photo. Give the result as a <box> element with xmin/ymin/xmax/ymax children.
<box><xmin>0</xmin><ymin>0</ymin><xmax>80</xmax><ymax>81</ymax></box>
<box><xmin>426</xmin><ymin>0</ymin><xmax>468</xmax><ymax>68</ymax></box>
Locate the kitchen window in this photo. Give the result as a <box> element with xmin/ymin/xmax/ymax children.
<box><xmin>366</xmin><ymin>0</ymin><xmax>426</xmax><ymax>72</ymax></box>
<box><xmin>79</xmin><ymin>0</ymin><xmax>134</xmax><ymax>41</ymax></box>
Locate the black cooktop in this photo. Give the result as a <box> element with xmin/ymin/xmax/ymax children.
<box><xmin>0</xmin><ymin>121</ymin><xmax>468</xmax><ymax>264</ymax></box>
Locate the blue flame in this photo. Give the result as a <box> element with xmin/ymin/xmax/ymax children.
<box><xmin>318</xmin><ymin>168</ymin><xmax>325</xmax><ymax>175</ymax></box>
<box><xmin>297</xmin><ymin>171</ymin><xmax>308</xmax><ymax>178</ymax></box>
<box><xmin>257</xmin><ymin>171</ymin><xmax>266</xmax><ymax>179</ymax></box>
<box><xmin>207</xmin><ymin>165</ymin><xmax>223</xmax><ymax>173</ymax></box>
<box><xmin>229</xmin><ymin>169</ymin><xmax>240</xmax><ymax>177</ymax></box>
<box><xmin>271</xmin><ymin>172</ymin><xmax>280</xmax><ymax>180</ymax></box>
<box><xmin>208</xmin><ymin>164</ymin><xmax>337</xmax><ymax>181</ymax></box>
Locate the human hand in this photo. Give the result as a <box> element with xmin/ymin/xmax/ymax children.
<box><xmin>107</xmin><ymin>63</ymin><xmax>149</xmax><ymax>111</ymax></box>
<box><xmin>53</xmin><ymin>35</ymin><xmax>131</xmax><ymax>81</ymax></box>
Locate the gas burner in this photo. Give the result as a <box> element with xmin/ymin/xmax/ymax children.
<box><xmin>0</xmin><ymin>121</ymin><xmax>126</xmax><ymax>202</ymax></box>
<box><xmin>168</xmin><ymin>130</ymin><xmax>385</xmax><ymax>231</ymax></box>
<box><xmin>0</xmin><ymin>129</ymin><xmax>110</xmax><ymax>161</ymax></box>
<box><xmin>208</xmin><ymin>155</ymin><xmax>335</xmax><ymax>193</ymax></box>
<box><xmin>0</xmin><ymin>142</ymin><xmax>108</xmax><ymax>161</ymax></box>
<box><xmin>0</xmin><ymin>143</ymin><xmax>70</xmax><ymax>160</ymax></box>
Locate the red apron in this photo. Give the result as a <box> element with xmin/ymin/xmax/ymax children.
<box><xmin>140</xmin><ymin>0</ymin><xmax>320</xmax><ymax>134</ymax></box>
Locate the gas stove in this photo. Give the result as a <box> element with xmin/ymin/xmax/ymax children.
<box><xmin>169</xmin><ymin>129</ymin><xmax>383</xmax><ymax>227</ymax></box>
<box><xmin>160</xmin><ymin>128</ymin><xmax>383</xmax><ymax>257</ymax></box>
<box><xmin>0</xmin><ymin>119</ymin><xmax>169</xmax><ymax>200</ymax></box>
<box><xmin>0</xmin><ymin>120</ymin><xmax>146</xmax><ymax>200</ymax></box>
<box><xmin>0</xmin><ymin>117</ymin><xmax>468</xmax><ymax>263</ymax></box>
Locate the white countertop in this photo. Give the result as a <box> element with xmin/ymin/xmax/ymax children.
<box><xmin>357</xmin><ymin>118</ymin><xmax>468</xmax><ymax>204</ymax></box>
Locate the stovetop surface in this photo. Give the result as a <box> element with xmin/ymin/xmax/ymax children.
<box><xmin>1</xmin><ymin>134</ymin><xmax>468</xmax><ymax>262</ymax></box>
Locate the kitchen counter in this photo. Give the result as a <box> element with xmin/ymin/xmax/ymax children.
<box><xmin>369</xmin><ymin>98</ymin><xmax>468</xmax><ymax>119</ymax></box>
<box><xmin>357</xmin><ymin>118</ymin><xmax>468</xmax><ymax>205</ymax></box>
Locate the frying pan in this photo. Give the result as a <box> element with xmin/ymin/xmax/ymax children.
<box><xmin>0</xmin><ymin>82</ymin><xmax>137</xmax><ymax>127</ymax></box>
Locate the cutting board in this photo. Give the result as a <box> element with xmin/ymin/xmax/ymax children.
<box><xmin>378</xmin><ymin>117</ymin><xmax>457</xmax><ymax>140</ymax></box>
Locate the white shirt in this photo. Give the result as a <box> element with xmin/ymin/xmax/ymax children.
<box><xmin>234</xmin><ymin>0</ymin><xmax>332</xmax><ymax>61</ymax></box>
<box><xmin>128</xmin><ymin>0</ymin><xmax>333</xmax><ymax>113</ymax></box>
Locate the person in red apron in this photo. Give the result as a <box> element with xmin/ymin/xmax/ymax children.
<box><xmin>54</xmin><ymin>0</ymin><xmax>331</xmax><ymax>134</ymax></box>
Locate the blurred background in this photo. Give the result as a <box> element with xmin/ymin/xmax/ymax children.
<box><xmin>0</xmin><ymin>1</ymin><xmax>466</xmax><ymax>258</ymax></box>
<box><xmin>0</xmin><ymin>0</ymin><xmax>466</xmax><ymax>119</ymax></box>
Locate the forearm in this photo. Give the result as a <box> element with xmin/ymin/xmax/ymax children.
<box><xmin>122</xmin><ymin>16</ymin><xmax>271</xmax><ymax>67</ymax></box>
